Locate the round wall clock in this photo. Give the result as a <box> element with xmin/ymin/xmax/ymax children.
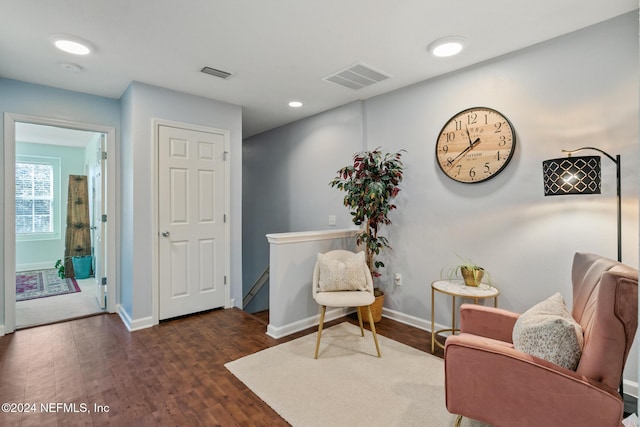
<box><xmin>435</xmin><ymin>107</ymin><xmax>516</xmax><ymax>183</ymax></box>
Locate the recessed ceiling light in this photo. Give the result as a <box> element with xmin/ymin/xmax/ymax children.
<box><xmin>49</xmin><ymin>34</ymin><xmax>93</xmax><ymax>55</ymax></box>
<box><xmin>428</xmin><ymin>36</ymin><xmax>466</xmax><ymax>58</ymax></box>
<box><xmin>288</xmin><ymin>101</ymin><xmax>303</xmax><ymax>108</ymax></box>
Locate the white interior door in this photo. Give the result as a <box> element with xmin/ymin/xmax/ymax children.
<box><xmin>158</xmin><ymin>125</ymin><xmax>227</xmax><ymax>320</ymax></box>
<box><xmin>92</xmin><ymin>134</ymin><xmax>106</xmax><ymax>308</ymax></box>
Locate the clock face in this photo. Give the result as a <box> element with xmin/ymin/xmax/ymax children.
<box><xmin>436</xmin><ymin>107</ymin><xmax>516</xmax><ymax>183</ymax></box>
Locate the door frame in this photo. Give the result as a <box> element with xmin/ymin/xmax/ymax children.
<box><xmin>151</xmin><ymin>118</ymin><xmax>231</xmax><ymax>326</ymax></box>
<box><xmin>3</xmin><ymin>112</ymin><xmax>117</xmax><ymax>334</ymax></box>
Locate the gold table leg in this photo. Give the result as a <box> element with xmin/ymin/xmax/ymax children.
<box><xmin>451</xmin><ymin>295</ymin><xmax>456</xmax><ymax>332</ymax></box>
<box><xmin>431</xmin><ymin>286</ymin><xmax>435</xmax><ymax>353</ymax></box>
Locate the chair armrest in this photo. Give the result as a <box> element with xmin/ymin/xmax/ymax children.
<box><xmin>458</xmin><ymin>304</ymin><xmax>520</xmax><ymax>343</ymax></box>
<box><xmin>445</xmin><ymin>333</ymin><xmax>624</xmax><ymax>427</ymax></box>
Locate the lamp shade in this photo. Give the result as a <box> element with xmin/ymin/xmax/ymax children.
<box><xmin>542</xmin><ymin>155</ymin><xmax>601</xmax><ymax>196</ymax></box>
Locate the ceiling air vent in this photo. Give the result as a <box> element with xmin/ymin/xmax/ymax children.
<box><xmin>200</xmin><ymin>66</ymin><xmax>232</xmax><ymax>79</ymax></box>
<box><xmin>323</xmin><ymin>62</ymin><xmax>390</xmax><ymax>90</ymax></box>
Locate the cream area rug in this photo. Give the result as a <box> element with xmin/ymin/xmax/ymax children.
<box><xmin>225</xmin><ymin>322</ymin><xmax>490</xmax><ymax>427</ymax></box>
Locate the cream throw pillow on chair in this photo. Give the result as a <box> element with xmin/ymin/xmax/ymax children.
<box><xmin>317</xmin><ymin>251</ymin><xmax>368</xmax><ymax>292</ymax></box>
<box><xmin>512</xmin><ymin>292</ymin><xmax>584</xmax><ymax>370</ymax></box>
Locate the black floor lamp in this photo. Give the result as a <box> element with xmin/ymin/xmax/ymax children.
<box><xmin>542</xmin><ymin>146</ymin><xmax>621</xmax><ymax>262</ymax></box>
<box><xmin>542</xmin><ymin>146</ymin><xmax>624</xmax><ymax>400</ymax></box>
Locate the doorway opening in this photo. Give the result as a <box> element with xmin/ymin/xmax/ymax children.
<box><xmin>14</xmin><ymin>123</ymin><xmax>105</xmax><ymax>328</ymax></box>
<box><xmin>4</xmin><ymin>113</ymin><xmax>117</xmax><ymax>333</ymax></box>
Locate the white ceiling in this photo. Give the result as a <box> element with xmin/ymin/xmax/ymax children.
<box><xmin>1</xmin><ymin>1</ymin><xmax>637</xmax><ymax>137</ymax></box>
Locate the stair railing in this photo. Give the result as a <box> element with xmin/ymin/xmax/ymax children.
<box><xmin>243</xmin><ymin>266</ymin><xmax>269</xmax><ymax>308</ymax></box>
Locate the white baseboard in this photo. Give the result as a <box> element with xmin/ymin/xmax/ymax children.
<box><xmin>267</xmin><ymin>307</ymin><xmax>350</xmax><ymax>339</ymax></box>
<box><xmin>117</xmin><ymin>304</ymin><xmax>154</xmax><ymax>332</ymax></box>
<box><xmin>266</xmin><ymin>306</ymin><xmax>448</xmax><ymax>340</ymax></box>
<box><xmin>381</xmin><ymin>307</ymin><xmax>430</xmax><ymax>331</ymax></box>
<box><xmin>17</xmin><ymin>262</ymin><xmax>56</xmax><ymax>272</ymax></box>
<box><xmin>0</xmin><ymin>324</ymin><xmax>5</xmax><ymax>337</ymax></box>
<box><xmin>117</xmin><ymin>305</ymin><xmax>133</xmax><ymax>330</ymax></box>
<box><xmin>623</xmin><ymin>379</ymin><xmax>638</xmax><ymax>398</ymax></box>
<box><xmin>381</xmin><ymin>306</ymin><xmax>450</xmax><ymax>335</ymax></box>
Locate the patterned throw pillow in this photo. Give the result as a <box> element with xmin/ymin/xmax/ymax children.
<box><xmin>317</xmin><ymin>252</ymin><xmax>368</xmax><ymax>292</ymax></box>
<box><xmin>512</xmin><ymin>292</ymin><xmax>584</xmax><ymax>370</ymax></box>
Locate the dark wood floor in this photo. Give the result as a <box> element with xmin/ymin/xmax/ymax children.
<box><xmin>0</xmin><ymin>308</ymin><xmax>443</xmax><ymax>426</ymax></box>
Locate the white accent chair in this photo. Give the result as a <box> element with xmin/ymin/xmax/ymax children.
<box><xmin>312</xmin><ymin>250</ymin><xmax>381</xmax><ymax>359</ymax></box>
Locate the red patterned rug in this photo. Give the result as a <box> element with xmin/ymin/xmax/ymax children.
<box><xmin>16</xmin><ymin>269</ymin><xmax>81</xmax><ymax>302</ymax></box>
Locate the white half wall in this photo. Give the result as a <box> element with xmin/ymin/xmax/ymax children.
<box><xmin>266</xmin><ymin>229</ymin><xmax>359</xmax><ymax>338</ymax></box>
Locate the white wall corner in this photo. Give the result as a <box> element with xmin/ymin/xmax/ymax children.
<box><xmin>117</xmin><ymin>304</ymin><xmax>154</xmax><ymax>332</ymax></box>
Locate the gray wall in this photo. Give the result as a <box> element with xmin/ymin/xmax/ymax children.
<box><xmin>364</xmin><ymin>12</ymin><xmax>638</xmax><ymax>315</ymax></box>
<box><xmin>119</xmin><ymin>81</ymin><xmax>243</xmax><ymax>324</ymax></box>
<box><xmin>243</xmin><ymin>12</ymin><xmax>639</xmax><ymax>380</ymax></box>
<box><xmin>1</xmin><ymin>78</ymin><xmax>243</xmax><ymax>331</ymax></box>
<box><xmin>0</xmin><ymin>78</ymin><xmax>120</xmax><ymax>329</ymax></box>
<box><xmin>243</xmin><ymin>101</ymin><xmax>364</xmax><ymax>312</ymax></box>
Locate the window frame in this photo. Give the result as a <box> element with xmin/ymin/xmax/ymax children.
<box><xmin>15</xmin><ymin>155</ymin><xmax>61</xmax><ymax>242</ymax></box>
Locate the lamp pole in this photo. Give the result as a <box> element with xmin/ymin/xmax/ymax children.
<box><xmin>550</xmin><ymin>147</ymin><xmax>624</xmax><ymax>401</ymax></box>
<box><xmin>562</xmin><ymin>147</ymin><xmax>621</xmax><ymax>262</ymax></box>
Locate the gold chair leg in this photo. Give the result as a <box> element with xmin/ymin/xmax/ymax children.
<box><xmin>367</xmin><ymin>306</ymin><xmax>381</xmax><ymax>357</ymax></box>
<box><xmin>314</xmin><ymin>306</ymin><xmax>326</xmax><ymax>359</ymax></box>
<box><xmin>453</xmin><ymin>414</ymin><xmax>463</xmax><ymax>427</ymax></box>
<box><xmin>356</xmin><ymin>306</ymin><xmax>365</xmax><ymax>336</ymax></box>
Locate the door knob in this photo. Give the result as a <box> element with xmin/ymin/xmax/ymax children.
<box><xmin>161</xmin><ymin>230</ymin><xmax>170</xmax><ymax>237</ymax></box>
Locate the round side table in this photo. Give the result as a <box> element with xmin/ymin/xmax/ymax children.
<box><xmin>431</xmin><ymin>279</ymin><xmax>500</xmax><ymax>353</ymax></box>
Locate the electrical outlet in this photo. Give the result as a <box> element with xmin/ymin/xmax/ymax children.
<box><xmin>328</xmin><ymin>215</ymin><xmax>336</xmax><ymax>226</ymax></box>
<box><xmin>394</xmin><ymin>273</ymin><xmax>402</xmax><ymax>286</ymax></box>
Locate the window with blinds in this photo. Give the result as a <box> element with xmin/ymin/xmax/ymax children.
<box><xmin>16</xmin><ymin>161</ymin><xmax>54</xmax><ymax>234</ymax></box>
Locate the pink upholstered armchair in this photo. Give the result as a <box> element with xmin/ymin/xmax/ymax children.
<box><xmin>444</xmin><ymin>252</ymin><xmax>638</xmax><ymax>427</ymax></box>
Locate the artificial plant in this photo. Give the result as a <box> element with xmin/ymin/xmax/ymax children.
<box><xmin>330</xmin><ymin>148</ymin><xmax>405</xmax><ymax>289</ymax></box>
<box><xmin>55</xmin><ymin>258</ymin><xmax>69</xmax><ymax>279</ymax></box>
